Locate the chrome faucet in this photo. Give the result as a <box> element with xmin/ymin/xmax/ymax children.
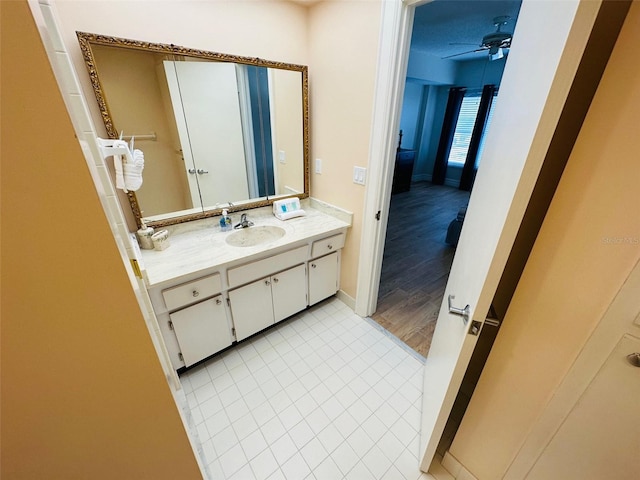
<box><xmin>234</xmin><ymin>213</ymin><xmax>254</xmax><ymax>229</ymax></box>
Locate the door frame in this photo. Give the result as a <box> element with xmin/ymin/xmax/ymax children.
<box><xmin>355</xmin><ymin>0</ymin><xmax>607</xmax><ymax>471</ymax></box>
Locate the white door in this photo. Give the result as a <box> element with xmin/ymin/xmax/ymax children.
<box><xmin>271</xmin><ymin>264</ymin><xmax>307</xmax><ymax>322</ymax></box>
<box><xmin>229</xmin><ymin>277</ymin><xmax>274</xmax><ymax>341</ymax></box>
<box><xmin>308</xmin><ymin>252</ymin><xmax>339</xmax><ymax>306</ymax></box>
<box><xmin>416</xmin><ymin>1</ymin><xmax>604</xmax><ymax>469</ymax></box>
<box><xmin>363</xmin><ymin>0</ymin><xmax>605</xmax><ymax>470</ymax></box>
<box><xmin>164</xmin><ymin>61</ymin><xmax>249</xmax><ymax>208</ymax></box>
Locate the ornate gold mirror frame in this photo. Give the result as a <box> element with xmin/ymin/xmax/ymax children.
<box><xmin>77</xmin><ymin>32</ymin><xmax>309</xmax><ymax>228</ymax></box>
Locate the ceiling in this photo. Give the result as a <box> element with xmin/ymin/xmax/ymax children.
<box><xmin>411</xmin><ymin>0</ymin><xmax>522</xmax><ymax>61</ymax></box>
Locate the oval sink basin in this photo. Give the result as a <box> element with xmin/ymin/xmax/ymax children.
<box><xmin>225</xmin><ymin>225</ymin><xmax>286</xmax><ymax>247</ymax></box>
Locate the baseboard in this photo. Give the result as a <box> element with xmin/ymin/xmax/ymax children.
<box><xmin>336</xmin><ymin>289</ymin><xmax>356</xmax><ymax>310</ymax></box>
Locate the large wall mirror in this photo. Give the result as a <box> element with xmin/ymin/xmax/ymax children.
<box><xmin>77</xmin><ymin>32</ymin><xmax>309</xmax><ymax>228</ymax></box>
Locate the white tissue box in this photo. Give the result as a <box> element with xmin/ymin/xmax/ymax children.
<box><xmin>273</xmin><ymin>198</ymin><xmax>305</xmax><ymax>221</ymax></box>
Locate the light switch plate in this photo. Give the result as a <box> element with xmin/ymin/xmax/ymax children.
<box><xmin>315</xmin><ymin>158</ymin><xmax>322</xmax><ymax>174</ymax></box>
<box><xmin>278</xmin><ymin>150</ymin><xmax>286</xmax><ymax>164</ymax></box>
<box><xmin>353</xmin><ymin>166</ymin><xmax>366</xmax><ymax>185</ymax></box>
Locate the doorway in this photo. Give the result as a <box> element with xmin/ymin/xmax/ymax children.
<box><xmin>369</xmin><ymin>0</ymin><xmax>521</xmax><ymax>358</ymax></box>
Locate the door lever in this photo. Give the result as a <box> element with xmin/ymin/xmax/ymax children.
<box><xmin>448</xmin><ymin>294</ymin><xmax>470</xmax><ymax>325</ymax></box>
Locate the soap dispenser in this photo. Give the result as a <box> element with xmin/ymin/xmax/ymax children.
<box><xmin>219</xmin><ymin>209</ymin><xmax>232</xmax><ymax>232</ymax></box>
<box><xmin>136</xmin><ymin>220</ymin><xmax>155</xmax><ymax>250</ymax></box>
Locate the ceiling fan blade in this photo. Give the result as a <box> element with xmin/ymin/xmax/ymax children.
<box><xmin>442</xmin><ymin>47</ymin><xmax>487</xmax><ymax>59</ymax></box>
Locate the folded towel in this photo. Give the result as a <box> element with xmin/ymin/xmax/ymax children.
<box><xmin>111</xmin><ymin>140</ymin><xmax>128</xmax><ymax>191</ymax></box>
<box><xmin>123</xmin><ymin>148</ymin><xmax>144</xmax><ymax>191</ymax></box>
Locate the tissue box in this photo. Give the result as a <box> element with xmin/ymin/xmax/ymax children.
<box><xmin>273</xmin><ymin>198</ymin><xmax>306</xmax><ymax>220</ymax></box>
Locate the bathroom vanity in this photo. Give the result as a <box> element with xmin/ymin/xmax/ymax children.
<box><xmin>139</xmin><ymin>202</ymin><xmax>350</xmax><ymax>371</ymax></box>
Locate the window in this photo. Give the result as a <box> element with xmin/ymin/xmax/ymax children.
<box><xmin>447</xmin><ymin>90</ymin><xmax>498</xmax><ymax>167</ymax></box>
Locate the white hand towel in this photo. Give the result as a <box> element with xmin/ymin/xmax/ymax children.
<box><xmin>123</xmin><ymin>148</ymin><xmax>144</xmax><ymax>191</ymax></box>
<box><xmin>111</xmin><ymin>140</ymin><xmax>128</xmax><ymax>191</ymax></box>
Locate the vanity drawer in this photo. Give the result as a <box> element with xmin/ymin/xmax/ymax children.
<box><xmin>311</xmin><ymin>233</ymin><xmax>345</xmax><ymax>258</ymax></box>
<box><xmin>162</xmin><ymin>273</ymin><xmax>222</xmax><ymax>311</ymax></box>
<box><xmin>228</xmin><ymin>245</ymin><xmax>308</xmax><ymax>288</ymax></box>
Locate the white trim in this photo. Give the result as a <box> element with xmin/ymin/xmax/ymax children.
<box><xmin>354</xmin><ymin>0</ymin><xmax>414</xmax><ymax>317</ymax></box>
<box><xmin>336</xmin><ymin>289</ymin><xmax>356</xmax><ymax>311</ymax></box>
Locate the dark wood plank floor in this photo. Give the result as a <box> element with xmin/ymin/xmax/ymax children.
<box><xmin>370</xmin><ymin>182</ymin><xmax>470</xmax><ymax>357</ymax></box>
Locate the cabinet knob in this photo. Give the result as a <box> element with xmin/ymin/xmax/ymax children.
<box><xmin>273</xmin><ymin>277</ymin><xmax>279</xmax><ymax>283</ymax></box>
<box><xmin>264</xmin><ymin>280</ymin><xmax>271</xmax><ymax>286</ymax></box>
<box><xmin>216</xmin><ymin>298</ymin><xmax>222</xmax><ymax>305</ymax></box>
<box><xmin>192</xmin><ymin>290</ymin><xmax>200</xmax><ymax>297</ymax></box>
<box><xmin>327</xmin><ymin>244</ymin><xmax>333</xmax><ymax>250</ymax></box>
<box><xmin>311</xmin><ymin>263</ymin><xmax>317</xmax><ymax>268</ymax></box>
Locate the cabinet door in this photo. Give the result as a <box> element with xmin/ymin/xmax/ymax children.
<box><xmin>272</xmin><ymin>264</ymin><xmax>307</xmax><ymax>322</ymax></box>
<box><xmin>169</xmin><ymin>295</ymin><xmax>232</xmax><ymax>367</ymax></box>
<box><xmin>229</xmin><ymin>278</ymin><xmax>274</xmax><ymax>341</ymax></box>
<box><xmin>308</xmin><ymin>252</ymin><xmax>339</xmax><ymax>306</ymax></box>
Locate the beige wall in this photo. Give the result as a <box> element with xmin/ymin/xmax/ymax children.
<box><xmin>307</xmin><ymin>0</ymin><xmax>382</xmax><ymax>297</ymax></box>
<box><xmin>54</xmin><ymin>0</ymin><xmax>380</xmax><ymax>299</ymax></box>
<box><xmin>0</xmin><ymin>1</ymin><xmax>201</xmax><ymax>477</ymax></box>
<box><xmin>272</xmin><ymin>68</ymin><xmax>305</xmax><ymax>195</ymax></box>
<box><xmin>449</xmin><ymin>2</ymin><xmax>640</xmax><ymax>478</ymax></box>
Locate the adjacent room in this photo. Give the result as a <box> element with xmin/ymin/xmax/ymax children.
<box><xmin>371</xmin><ymin>0</ymin><xmax>522</xmax><ymax>358</ymax></box>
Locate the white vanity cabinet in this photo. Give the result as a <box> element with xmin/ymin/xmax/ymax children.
<box><xmin>308</xmin><ymin>233</ymin><xmax>345</xmax><ymax>306</ymax></box>
<box><xmin>308</xmin><ymin>252</ymin><xmax>339</xmax><ymax>306</ymax></box>
<box><xmin>229</xmin><ymin>264</ymin><xmax>307</xmax><ymax>341</ymax></box>
<box><xmin>143</xmin><ymin>213</ymin><xmax>350</xmax><ymax>371</ymax></box>
<box><xmin>159</xmin><ymin>273</ymin><xmax>233</xmax><ymax>369</ymax></box>
<box><xmin>169</xmin><ymin>295</ymin><xmax>231</xmax><ymax>367</ymax></box>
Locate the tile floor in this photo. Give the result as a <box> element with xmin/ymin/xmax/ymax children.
<box><xmin>180</xmin><ymin>297</ymin><xmax>431</xmax><ymax>480</ymax></box>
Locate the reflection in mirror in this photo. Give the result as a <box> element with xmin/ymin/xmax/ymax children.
<box><xmin>77</xmin><ymin>32</ymin><xmax>308</xmax><ymax>228</ymax></box>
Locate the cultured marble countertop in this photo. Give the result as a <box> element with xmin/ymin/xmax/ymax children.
<box><xmin>139</xmin><ymin>203</ymin><xmax>351</xmax><ymax>287</ymax></box>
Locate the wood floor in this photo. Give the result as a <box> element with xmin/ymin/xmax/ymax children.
<box><xmin>370</xmin><ymin>182</ymin><xmax>470</xmax><ymax>357</ymax></box>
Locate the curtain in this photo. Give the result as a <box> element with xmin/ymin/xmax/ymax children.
<box><xmin>459</xmin><ymin>84</ymin><xmax>496</xmax><ymax>191</ymax></box>
<box><xmin>432</xmin><ymin>87</ymin><xmax>466</xmax><ymax>185</ymax></box>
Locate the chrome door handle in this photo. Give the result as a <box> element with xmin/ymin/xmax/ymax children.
<box><xmin>188</xmin><ymin>168</ymin><xmax>196</xmax><ymax>174</ymax></box>
<box><xmin>197</xmin><ymin>169</ymin><xmax>209</xmax><ymax>174</ymax></box>
<box><xmin>448</xmin><ymin>294</ymin><xmax>470</xmax><ymax>324</ymax></box>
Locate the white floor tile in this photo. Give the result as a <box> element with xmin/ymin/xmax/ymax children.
<box><xmin>344</xmin><ymin>460</ymin><xmax>373</xmax><ymax>480</ymax></box>
<box><xmin>250</xmin><ymin>448</ymin><xmax>279</xmax><ymax>480</ymax></box>
<box><xmin>346</xmin><ymin>427</ymin><xmax>375</xmax><ymax>459</ymax></box>
<box><xmin>228</xmin><ymin>463</ymin><xmax>256</xmax><ymax>480</ymax></box>
<box><xmin>232</xmin><ymin>413</ymin><xmax>258</xmax><ymax>440</ymax></box>
<box><xmin>313</xmin><ymin>456</ymin><xmax>342</xmax><ymax>479</ymax></box>
<box><xmin>280</xmin><ymin>452</ymin><xmax>311</xmax><ymax>480</ymax></box>
<box><xmin>363</xmin><ymin>445</ymin><xmax>393</xmax><ymax>480</ymax></box>
<box><xmin>289</xmin><ymin>420</ymin><xmax>315</xmax><ymax>450</ymax></box>
<box><xmin>332</xmin><ymin>440</ymin><xmax>360</xmax><ymax>475</ymax></box>
<box><xmin>226</xmin><ymin>398</ymin><xmax>250</xmax><ymax>423</ymax></box>
<box><xmin>241</xmin><ymin>429</ymin><xmax>268</xmax><ymax>461</ymax></box>
<box><xmin>212</xmin><ymin>425</ymin><xmax>238</xmax><ymax>457</ymax></box>
<box><xmin>299</xmin><ymin>437</ymin><xmax>329</xmax><ymax>470</ymax></box>
<box><xmin>219</xmin><ymin>443</ymin><xmax>248</xmax><ymax>478</ymax></box>
<box><xmin>261</xmin><ymin>415</ymin><xmax>287</xmax><ymax>444</ymax></box>
<box><xmin>270</xmin><ymin>433</ymin><xmax>298</xmax><ymax>465</ymax></box>
<box><xmin>316</xmin><ymin>423</ymin><xmax>343</xmax><ymax>454</ymax></box>
<box><xmin>180</xmin><ymin>298</ymin><xmax>425</xmax><ymax>480</ymax></box>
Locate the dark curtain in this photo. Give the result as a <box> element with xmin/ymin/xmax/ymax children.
<box><xmin>459</xmin><ymin>84</ymin><xmax>496</xmax><ymax>191</ymax></box>
<box><xmin>432</xmin><ymin>87</ymin><xmax>466</xmax><ymax>185</ymax></box>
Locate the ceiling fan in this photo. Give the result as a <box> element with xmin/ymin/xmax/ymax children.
<box><xmin>444</xmin><ymin>16</ymin><xmax>513</xmax><ymax>61</ymax></box>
